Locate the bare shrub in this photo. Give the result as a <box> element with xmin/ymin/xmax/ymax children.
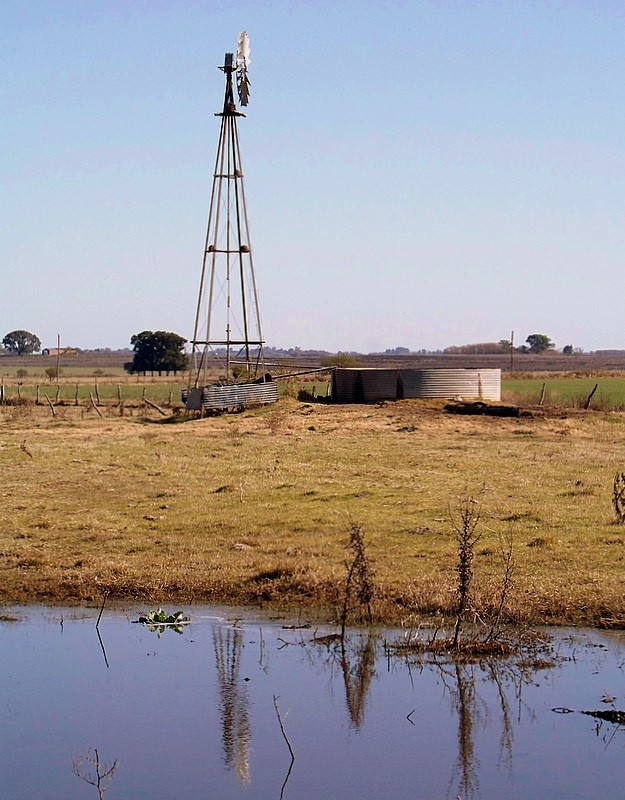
<box><xmin>485</xmin><ymin>530</ymin><xmax>515</xmax><ymax>643</ymax></box>
<box><xmin>613</xmin><ymin>472</ymin><xmax>625</xmax><ymax>524</ymax></box>
<box><xmin>451</xmin><ymin>496</ymin><xmax>482</xmax><ymax>648</ymax></box>
<box><xmin>281</xmin><ymin>379</ymin><xmax>299</xmax><ymax>398</ymax></box>
<box><xmin>340</xmin><ymin>522</ymin><xmax>375</xmax><ymax>637</ymax></box>
<box><xmin>264</xmin><ymin>407</ymin><xmax>287</xmax><ymax>435</ymax></box>
<box><xmin>7</xmin><ymin>401</ymin><xmax>33</xmax><ymax>421</ymax></box>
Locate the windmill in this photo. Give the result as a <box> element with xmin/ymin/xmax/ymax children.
<box><xmin>186</xmin><ymin>33</ymin><xmax>277</xmax><ymax>412</ymax></box>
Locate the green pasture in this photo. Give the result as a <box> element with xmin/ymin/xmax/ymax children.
<box><xmin>503</xmin><ymin>376</ymin><xmax>625</xmax><ymax>409</ymax></box>
<box><xmin>0</xmin><ymin>365</ymin><xmax>130</xmax><ymax>379</ymax></box>
<box><xmin>2</xmin><ymin>373</ymin><xmax>625</xmax><ymax>410</ymax></box>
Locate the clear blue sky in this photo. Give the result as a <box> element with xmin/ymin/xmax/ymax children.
<box><xmin>2</xmin><ymin>0</ymin><xmax>625</xmax><ymax>353</ymax></box>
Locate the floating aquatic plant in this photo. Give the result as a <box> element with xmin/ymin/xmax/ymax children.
<box><xmin>136</xmin><ymin>608</ymin><xmax>190</xmax><ymax>636</ymax></box>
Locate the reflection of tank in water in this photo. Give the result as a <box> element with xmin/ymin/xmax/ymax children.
<box><xmin>212</xmin><ymin>627</ymin><xmax>250</xmax><ymax>784</ymax></box>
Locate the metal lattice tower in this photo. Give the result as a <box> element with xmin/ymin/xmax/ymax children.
<box><xmin>190</xmin><ymin>40</ymin><xmax>264</xmax><ymax>387</ymax></box>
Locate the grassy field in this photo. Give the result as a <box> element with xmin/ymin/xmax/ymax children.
<box><xmin>2</xmin><ymin>395</ymin><xmax>625</xmax><ymax>627</ymax></box>
<box><xmin>0</xmin><ymin>366</ymin><xmax>130</xmax><ymax>379</ymax></box>
<box><xmin>503</xmin><ymin>374</ymin><xmax>625</xmax><ymax>409</ymax></box>
<box><xmin>3</xmin><ymin>372</ymin><xmax>625</xmax><ymax>410</ymax></box>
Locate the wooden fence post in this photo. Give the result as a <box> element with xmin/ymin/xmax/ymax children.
<box><xmin>89</xmin><ymin>392</ymin><xmax>103</xmax><ymax>418</ymax></box>
<box><xmin>144</xmin><ymin>397</ymin><xmax>167</xmax><ymax>416</ymax></box>
<box><xmin>585</xmin><ymin>383</ymin><xmax>599</xmax><ymax>410</ymax></box>
<box><xmin>43</xmin><ymin>393</ymin><xmax>56</xmax><ymax>418</ymax></box>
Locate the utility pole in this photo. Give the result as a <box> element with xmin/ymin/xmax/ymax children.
<box><xmin>509</xmin><ymin>330</ymin><xmax>514</xmax><ymax>373</ymax></box>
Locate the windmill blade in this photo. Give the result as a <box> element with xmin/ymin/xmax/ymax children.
<box><xmin>237</xmin><ymin>31</ymin><xmax>250</xmax><ymax>68</ymax></box>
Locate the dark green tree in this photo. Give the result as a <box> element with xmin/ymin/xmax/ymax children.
<box><xmin>125</xmin><ymin>331</ymin><xmax>188</xmax><ymax>375</ymax></box>
<box><xmin>2</xmin><ymin>330</ymin><xmax>41</xmax><ymax>355</ymax></box>
<box><xmin>525</xmin><ymin>333</ymin><xmax>555</xmax><ymax>354</ymax></box>
<box><xmin>562</xmin><ymin>344</ymin><xmax>574</xmax><ymax>355</ymax></box>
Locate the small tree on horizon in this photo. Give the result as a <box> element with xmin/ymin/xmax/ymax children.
<box><xmin>525</xmin><ymin>333</ymin><xmax>555</xmax><ymax>354</ymax></box>
<box><xmin>125</xmin><ymin>331</ymin><xmax>188</xmax><ymax>375</ymax></box>
<box><xmin>2</xmin><ymin>330</ymin><xmax>41</xmax><ymax>355</ymax></box>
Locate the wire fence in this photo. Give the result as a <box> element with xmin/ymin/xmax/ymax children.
<box><xmin>0</xmin><ymin>381</ymin><xmax>183</xmax><ymax>407</ymax></box>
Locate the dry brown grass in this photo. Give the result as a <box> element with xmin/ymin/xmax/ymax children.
<box><xmin>2</xmin><ymin>397</ymin><xmax>625</xmax><ymax>626</ymax></box>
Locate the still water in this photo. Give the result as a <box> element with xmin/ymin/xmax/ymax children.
<box><xmin>1</xmin><ymin>606</ymin><xmax>625</xmax><ymax>800</ymax></box>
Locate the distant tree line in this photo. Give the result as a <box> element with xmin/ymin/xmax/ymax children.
<box><xmin>444</xmin><ymin>341</ymin><xmax>510</xmax><ymax>355</ymax></box>
<box><xmin>0</xmin><ymin>328</ymin><xmax>585</xmax><ymax>362</ymax></box>
<box><xmin>444</xmin><ymin>334</ymin><xmax>572</xmax><ymax>356</ymax></box>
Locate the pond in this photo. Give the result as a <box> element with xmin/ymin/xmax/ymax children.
<box><xmin>2</xmin><ymin>606</ymin><xmax>625</xmax><ymax>799</ymax></box>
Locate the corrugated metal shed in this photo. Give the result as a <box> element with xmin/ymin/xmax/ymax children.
<box><xmin>332</xmin><ymin>368</ymin><xmax>501</xmax><ymax>403</ymax></box>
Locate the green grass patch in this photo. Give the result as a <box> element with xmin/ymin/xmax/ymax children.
<box><xmin>503</xmin><ymin>376</ymin><xmax>625</xmax><ymax>410</ymax></box>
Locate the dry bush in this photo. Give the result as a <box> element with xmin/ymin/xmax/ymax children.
<box><xmin>450</xmin><ymin>495</ymin><xmax>482</xmax><ymax>647</ymax></box>
<box><xmin>612</xmin><ymin>472</ymin><xmax>625</xmax><ymax>523</ymax></box>
<box><xmin>340</xmin><ymin>523</ymin><xmax>375</xmax><ymax>636</ymax></box>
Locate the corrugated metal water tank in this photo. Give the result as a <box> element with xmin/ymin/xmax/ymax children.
<box><xmin>201</xmin><ymin>382</ymin><xmax>279</xmax><ymax>411</ymax></box>
<box><xmin>360</xmin><ymin>369</ymin><xmax>399</xmax><ymax>402</ymax></box>
<box><xmin>401</xmin><ymin>369</ymin><xmax>500</xmax><ymax>400</ymax></box>
<box><xmin>183</xmin><ymin>381</ymin><xmax>279</xmax><ymax>411</ymax></box>
<box><xmin>332</xmin><ymin>368</ymin><xmax>501</xmax><ymax>402</ymax></box>
<box><xmin>332</xmin><ymin>369</ymin><xmax>362</xmax><ymax>403</ymax></box>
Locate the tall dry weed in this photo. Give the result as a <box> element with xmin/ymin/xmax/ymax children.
<box><xmin>450</xmin><ymin>495</ymin><xmax>482</xmax><ymax>648</ymax></box>
<box><xmin>340</xmin><ymin>522</ymin><xmax>375</xmax><ymax>637</ymax></box>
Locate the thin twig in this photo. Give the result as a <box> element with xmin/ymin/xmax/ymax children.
<box><xmin>72</xmin><ymin>748</ymin><xmax>118</xmax><ymax>800</ymax></box>
<box><xmin>273</xmin><ymin>695</ymin><xmax>295</xmax><ymax>800</ymax></box>
<box><xmin>273</xmin><ymin>695</ymin><xmax>295</xmax><ymax>761</ymax></box>
<box><xmin>96</xmin><ymin>591</ymin><xmax>108</xmax><ymax>628</ymax></box>
<box><xmin>96</xmin><ymin>627</ymin><xmax>110</xmax><ymax>669</ymax></box>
